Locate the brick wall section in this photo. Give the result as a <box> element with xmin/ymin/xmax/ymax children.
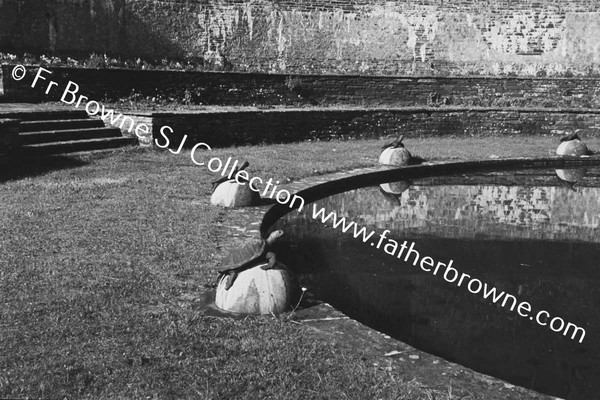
<box><xmin>2</xmin><ymin>66</ymin><xmax>600</xmax><ymax>109</ymax></box>
<box><xmin>152</xmin><ymin>108</ymin><xmax>600</xmax><ymax>148</ymax></box>
<box><xmin>1</xmin><ymin>1</ymin><xmax>600</xmax><ymax>76</ymax></box>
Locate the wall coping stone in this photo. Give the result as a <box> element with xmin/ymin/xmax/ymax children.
<box><xmin>4</xmin><ymin>64</ymin><xmax>600</xmax><ymax>82</ymax></box>
<box><xmin>0</xmin><ymin>118</ymin><xmax>20</xmax><ymax>125</ymax></box>
<box><xmin>150</xmin><ymin>106</ymin><xmax>600</xmax><ymax>116</ymax></box>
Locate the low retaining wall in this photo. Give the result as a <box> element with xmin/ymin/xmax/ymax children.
<box><xmin>0</xmin><ymin>118</ymin><xmax>21</xmax><ymax>159</ymax></box>
<box><xmin>152</xmin><ymin>107</ymin><xmax>600</xmax><ymax>148</ymax></box>
<box><xmin>2</xmin><ymin>65</ymin><xmax>600</xmax><ymax>109</ymax></box>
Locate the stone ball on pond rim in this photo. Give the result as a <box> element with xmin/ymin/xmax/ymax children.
<box><xmin>556</xmin><ymin>140</ymin><xmax>589</xmax><ymax>157</ymax></box>
<box><xmin>215</xmin><ymin>262</ymin><xmax>300</xmax><ymax>315</ymax></box>
<box><xmin>379</xmin><ymin>147</ymin><xmax>412</xmax><ymax>166</ymax></box>
<box><xmin>210</xmin><ymin>180</ymin><xmax>261</xmax><ymax>207</ymax></box>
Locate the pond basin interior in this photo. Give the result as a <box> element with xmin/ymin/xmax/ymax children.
<box><xmin>271</xmin><ymin>166</ymin><xmax>600</xmax><ymax>400</ymax></box>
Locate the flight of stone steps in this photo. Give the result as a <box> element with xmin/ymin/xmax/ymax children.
<box><xmin>0</xmin><ymin>104</ymin><xmax>135</xmax><ymax>156</ymax></box>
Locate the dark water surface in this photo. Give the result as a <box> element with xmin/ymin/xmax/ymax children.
<box><xmin>272</xmin><ymin>168</ymin><xmax>600</xmax><ymax>400</ymax></box>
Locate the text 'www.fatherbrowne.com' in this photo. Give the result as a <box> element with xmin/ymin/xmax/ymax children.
<box><xmin>311</xmin><ymin>203</ymin><xmax>586</xmax><ymax>343</ymax></box>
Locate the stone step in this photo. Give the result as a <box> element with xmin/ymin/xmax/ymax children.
<box><xmin>19</xmin><ymin>127</ymin><xmax>123</xmax><ymax>145</ymax></box>
<box><xmin>0</xmin><ymin>108</ymin><xmax>89</xmax><ymax>121</ymax></box>
<box><xmin>20</xmin><ymin>118</ymin><xmax>106</xmax><ymax>132</ymax></box>
<box><xmin>21</xmin><ymin>137</ymin><xmax>135</xmax><ymax>156</ymax></box>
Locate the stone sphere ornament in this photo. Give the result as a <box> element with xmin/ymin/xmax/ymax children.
<box><xmin>210</xmin><ymin>160</ymin><xmax>260</xmax><ymax>207</ymax></box>
<box><xmin>210</xmin><ymin>180</ymin><xmax>261</xmax><ymax>207</ymax></box>
<box><xmin>556</xmin><ymin>131</ymin><xmax>592</xmax><ymax>157</ymax></box>
<box><xmin>378</xmin><ymin>135</ymin><xmax>425</xmax><ymax>166</ymax></box>
<box><xmin>556</xmin><ymin>139</ymin><xmax>589</xmax><ymax>157</ymax></box>
<box><xmin>215</xmin><ymin>230</ymin><xmax>300</xmax><ymax>314</ymax></box>
<box><xmin>379</xmin><ymin>146</ymin><xmax>412</xmax><ymax>166</ymax></box>
<box><xmin>215</xmin><ymin>262</ymin><xmax>300</xmax><ymax>314</ymax></box>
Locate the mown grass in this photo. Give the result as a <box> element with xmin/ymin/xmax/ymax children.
<box><xmin>0</xmin><ymin>136</ymin><xmax>565</xmax><ymax>399</ymax></box>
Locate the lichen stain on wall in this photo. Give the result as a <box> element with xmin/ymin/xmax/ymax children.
<box><xmin>104</xmin><ymin>0</ymin><xmax>115</xmax><ymax>14</ymax></box>
<box><xmin>206</xmin><ymin>1</ymin><xmax>577</xmax><ymax>73</ymax></box>
<box><xmin>232</xmin><ymin>5</ymin><xmax>428</xmax><ymax>72</ymax></box>
<box><xmin>242</xmin><ymin>2</ymin><xmax>254</xmax><ymax>40</ymax></box>
<box><xmin>204</xmin><ymin>4</ymin><xmax>238</xmax><ymax>54</ymax></box>
<box><xmin>356</xmin><ymin>5</ymin><xmax>440</xmax><ymax>63</ymax></box>
<box><xmin>435</xmin><ymin>14</ymin><xmax>490</xmax><ymax>63</ymax></box>
<box><xmin>47</xmin><ymin>12</ymin><xmax>57</xmax><ymax>52</ymax></box>
<box><xmin>564</xmin><ymin>13</ymin><xmax>600</xmax><ymax>63</ymax></box>
<box><xmin>475</xmin><ymin>10</ymin><xmax>566</xmax><ymax>55</ymax></box>
<box><xmin>89</xmin><ymin>0</ymin><xmax>114</xmax><ymax>18</ymax></box>
<box><xmin>89</xmin><ymin>0</ymin><xmax>96</xmax><ymax>19</ymax></box>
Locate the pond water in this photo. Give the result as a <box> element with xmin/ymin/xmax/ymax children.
<box><xmin>271</xmin><ymin>167</ymin><xmax>600</xmax><ymax>400</ymax></box>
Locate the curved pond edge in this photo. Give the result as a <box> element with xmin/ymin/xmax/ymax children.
<box><xmin>260</xmin><ymin>156</ymin><xmax>600</xmax><ymax>235</ymax></box>
<box><xmin>254</xmin><ymin>156</ymin><xmax>600</xmax><ymax>400</ymax></box>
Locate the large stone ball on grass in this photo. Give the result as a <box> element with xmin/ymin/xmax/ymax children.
<box><xmin>210</xmin><ymin>180</ymin><xmax>261</xmax><ymax>207</ymax></box>
<box><xmin>215</xmin><ymin>263</ymin><xmax>300</xmax><ymax>315</ymax></box>
<box><xmin>556</xmin><ymin>140</ymin><xmax>589</xmax><ymax>156</ymax></box>
<box><xmin>379</xmin><ymin>147</ymin><xmax>412</xmax><ymax>166</ymax></box>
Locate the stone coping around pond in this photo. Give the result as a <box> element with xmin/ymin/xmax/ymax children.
<box><xmin>230</xmin><ymin>158</ymin><xmax>578</xmax><ymax>399</ymax></box>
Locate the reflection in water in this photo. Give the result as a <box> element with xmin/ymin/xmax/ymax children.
<box><xmin>272</xmin><ymin>169</ymin><xmax>600</xmax><ymax>400</ymax></box>
<box><xmin>379</xmin><ymin>180</ymin><xmax>412</xmax><ymax>206</ymax></box>
<box><xmin>556</xmin><ymin>168</ymin><xmax>587</xmax><ymax>192</ymax></box>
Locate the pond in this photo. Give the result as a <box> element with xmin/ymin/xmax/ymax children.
<box><xmin>270</xmin><ymin>164</ymin><xmax>600</xmax><ymax>400</ymax></box>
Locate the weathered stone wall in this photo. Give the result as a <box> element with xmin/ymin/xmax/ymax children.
<box><xmin>2</xmin><ymin>65</ymin><xmax>600</xmax><ymax>108</ymax></box>
<box><xmin>1</xmin><ymin>0</ymin><xmax>600</xmax><ymax>76</ymax></box>
<box><xmin>0</xmin><ymin>118</ymin><xmax>21</xmax><ymax>159</ymax></box>
<box><xmin>152</xmin><ymin>108</ymin><xmax>600</xmax><ymax>148</ymax></box>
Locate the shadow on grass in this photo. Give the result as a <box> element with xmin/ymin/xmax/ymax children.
<box><xmin>259</xmin><ymin>197</ymin><xmax>277</xmax><ymax>206</ymax></box>
<box><xmin>0</xmin><ymin>154</ymin><xmax>89</xmax><ymax>183</ymax></box>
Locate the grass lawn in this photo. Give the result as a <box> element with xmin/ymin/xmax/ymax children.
<box><xmin>0</xmin><ymin>136</ymin><xmax>566</xmax><ymax>399</ymax></box>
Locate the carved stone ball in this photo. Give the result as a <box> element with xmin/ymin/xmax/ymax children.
<box><xmin>210</xmin><ymin>180</ymin><xmax>261</xmax><ymax>207</ymax></box>
<box><xmin>215</xmin><ymin>263</ymin><xmax>300</xmax><ymax>314</ymax></box>
<box><xmin>379</xmin><ymin>147</ymin><xmax>412</xmax><ymax>166</ymax></box>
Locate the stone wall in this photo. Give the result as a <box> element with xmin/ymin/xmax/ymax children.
<box><xmin>0</xmin><ymin>118</ymin><xmax>21</xmax><ymax>160</ymax></box>
<box><xmin>2</xmin><ymin>65</ymin><xmax>600</xmax><ymax>109</ymax></box>
<box><xmin>1</xmin><ymin>0</ymin><xmax>600</xmax><ymax>76</ymax></box>
<box><xmin>152</xmin><ymin>108</ymin><xmax>600</xmax><ymax>148</ymax></box>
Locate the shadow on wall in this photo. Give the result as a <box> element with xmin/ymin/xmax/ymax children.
<box><xmin>0</xmin><ymin>0</ymin><xmax>189</xmax><ymax>62</ymax></box>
